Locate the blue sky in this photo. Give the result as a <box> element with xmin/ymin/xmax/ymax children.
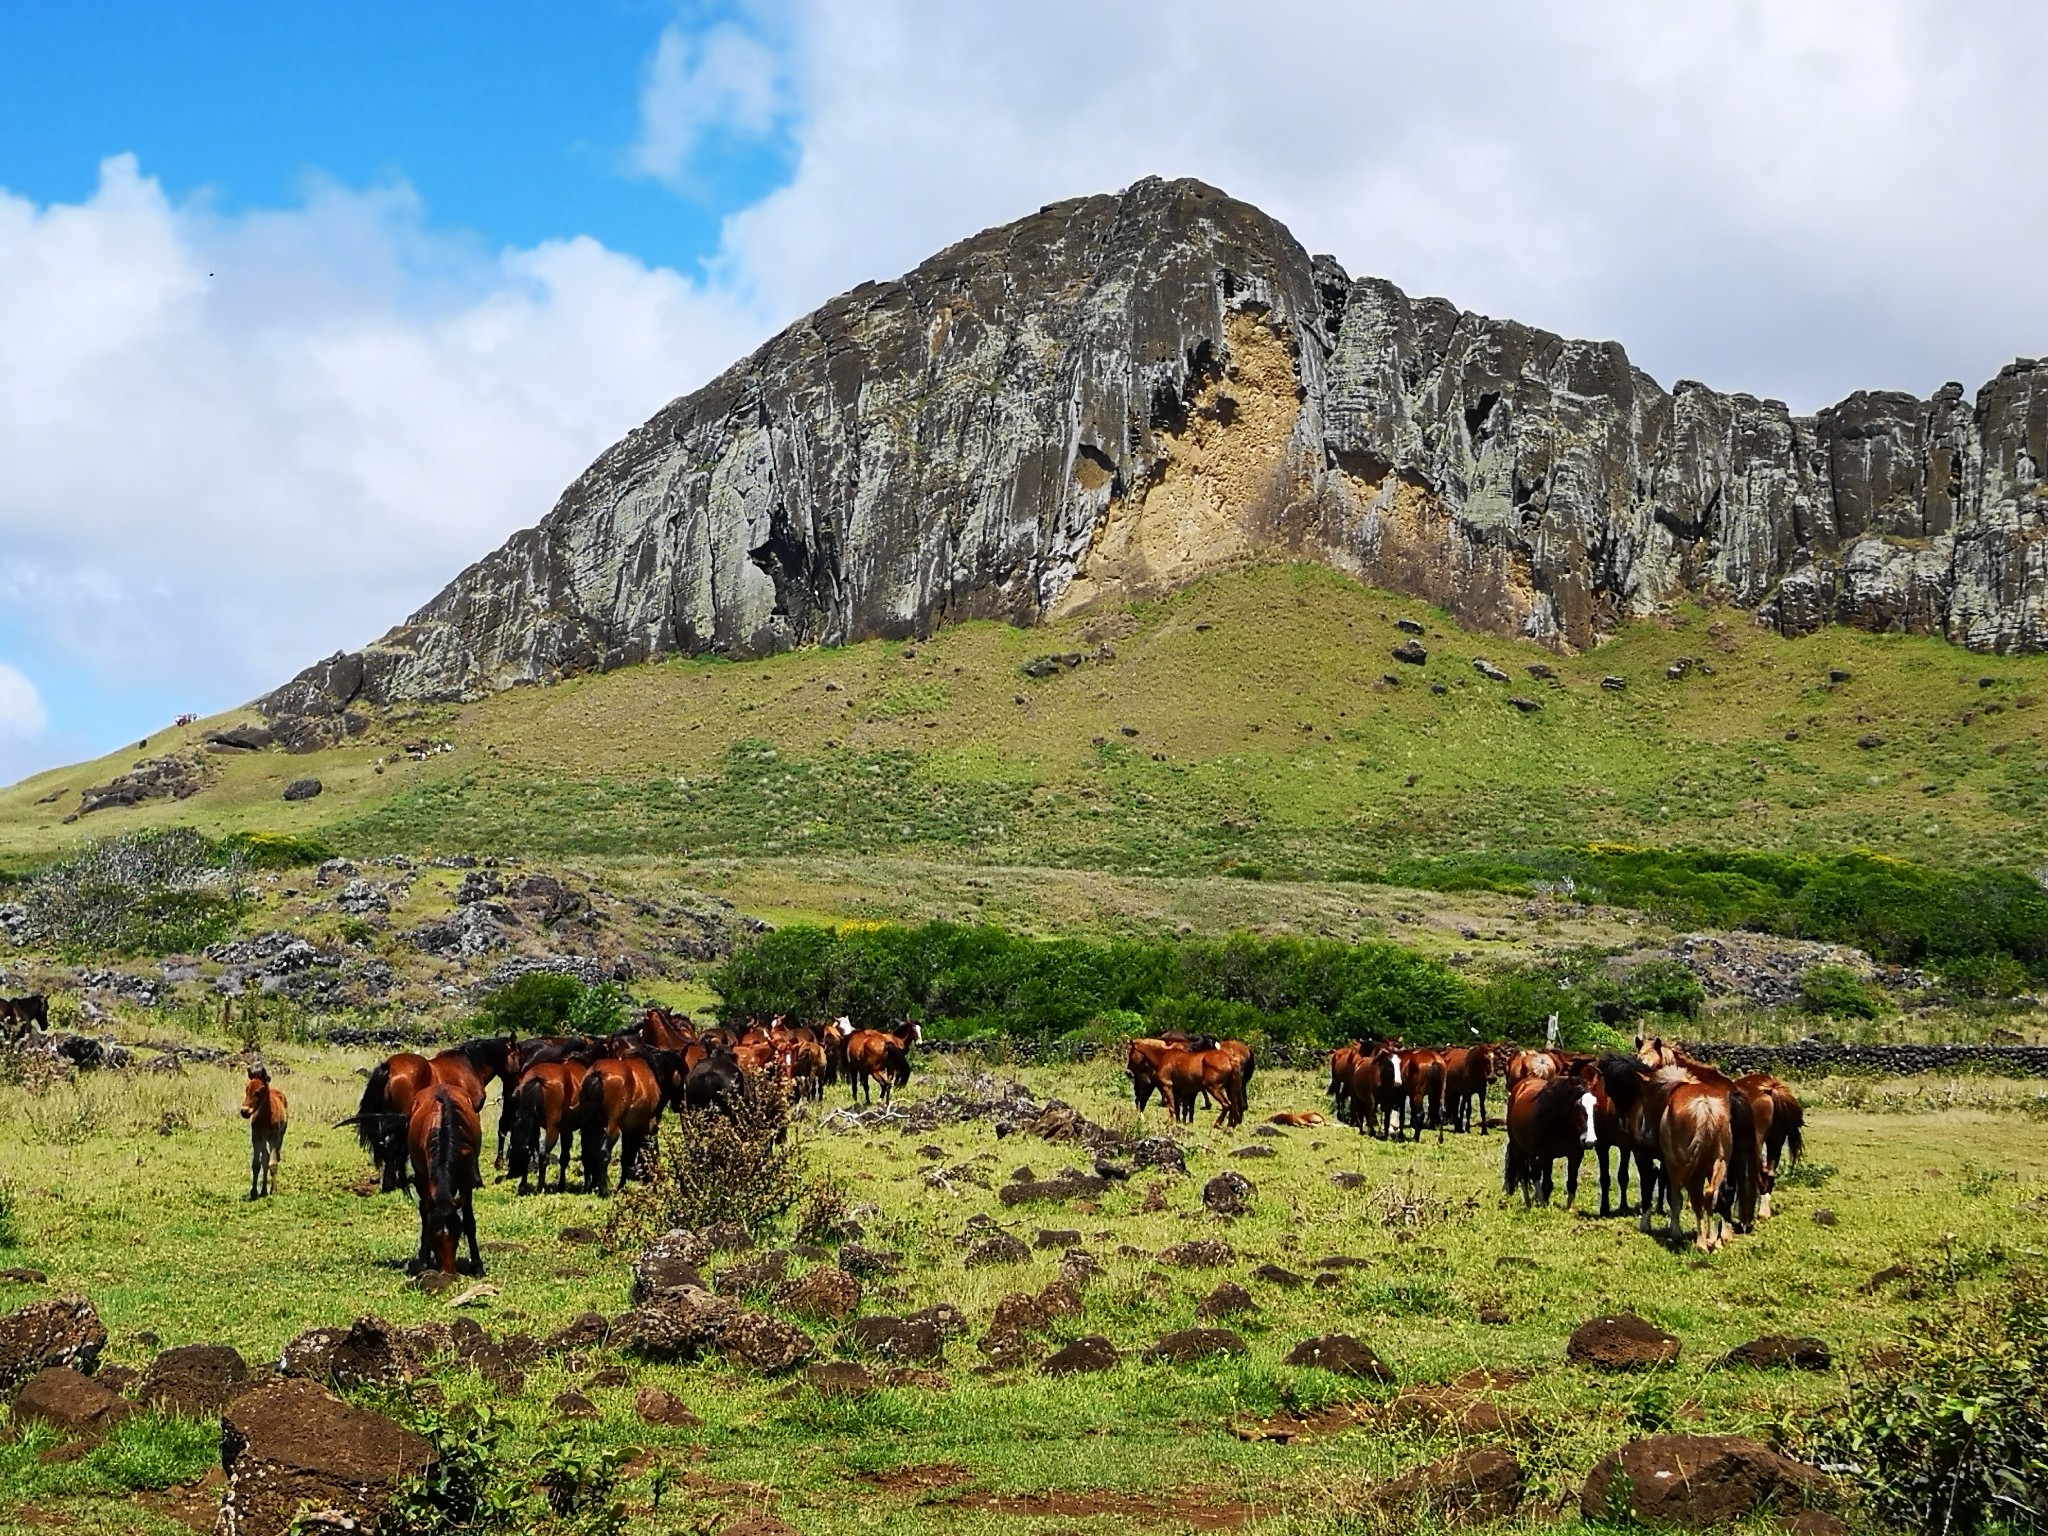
<box><xmin>2</xmin><ymin>1</ymin><xmax>2044</xmax><ymax>786</ymax></box>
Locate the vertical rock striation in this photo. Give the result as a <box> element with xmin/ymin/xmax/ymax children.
<box><xmin>260</xmin><ymin>176</ymin><xmax>2048</xmax><ymax>738</ymax></box>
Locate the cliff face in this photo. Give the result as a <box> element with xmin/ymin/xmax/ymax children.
<box><xmin>261</xmin><ymin>176</ymin><xmax>2048</xmax><ymax>739</ymax></box>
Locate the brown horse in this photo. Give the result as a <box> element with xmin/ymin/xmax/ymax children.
<box><xmin>1503</xmin><ymin>1071</ymin><xmax>1599</xmax><ymax>1209</ymax></box>
<box><xmin>407</xmin><ymin>1085</ymin><xmax>483</xmax><ymax>1276</ymax></box>
<box><xmin>506</xmin><ymin>1059</ymin><xmax>591</xmax><ymax>1195</ymax></box>
<box><xmin>1402</xmin><ymin>1048</ymin><xmax>1447</xmax><ymax>1143</ymax></box>
<box><xmin>1158</xmin><ymin>1046</ymin><xmax>1246</xmax><ymax>1128</ymax></box>
<box><xmin>1441</xmin><ymin>1043</ymin><xmax>1510</xmax><ymax>1133</ymax></box>
<box><xmin>845</xmin><ymin>1022</ymin><xmax>921</xmax><ymax>1107</ymax></box>
<box><xmin>350</xmin><ymin>1037</ymin><xmax>518</xmax><ymax>1193</ymax></box>
<box><xmin>1131</xmin><ymin>1038</ymin><xmax>1182</xmax><ymax>1113</ymax></box>
<box><xmin>239</xmin><ymin>1068</ymin><xmax>288</xmax><ymax>1199</ymax></box>
<box><xmin>1736</xmin><ymin>1071</ymin><xmax>1804</xmax><ymax>1214</ymax></box>
<box><xmin>1652</xmin><ymin>1071</ymin><xmax>1760</xmax><ymax>1253</ymax></box>
<box><xmin>575</xmin><ymin>1053</ymin><xmax>664</xmax><ymax>1195</ymax></box>
<box><xmin>1363</xmin><ymin>1043</ymin><xmax>1409</xmax><ymax>1139</ymax></box>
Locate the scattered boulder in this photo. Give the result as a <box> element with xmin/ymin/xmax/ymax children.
<box><xmin>1130</xmin><ymin>1137</ymin><xmax>1186</xmax><ymax>1175</ymax></box>
<box><xmin>1249</xmin><ymin>1263</ymin><xmax>1304</xmax><ymax>1288</ymax></box>
<box><xmin>1377</xmin><ymin>1447</ymin><xmax>1525</xmax><ymax>1526</ymax></box>
<box><xmin>277</xmin><ymin>1316</ymin><xmax>420</xmax><ymax>1390</ymax></box>
<box><xmin>1392</xmin><ymin>640</ymin><xmax>1428</xmax><ymax>665</ymax></box>
<box><xmin>1035</xmin><ymin>1279</ymin><xmax>1083</xmax><ymax>1319</ymax></box>
<box><xmin>1567</xmin><ymin>1314</ymin><xmax>1680</xmax><ymax>1371</ymax></box>
<box><xmin>616</xmin><ymin>1286</ymin><xmax>739</xmax><ymax>1363</ymax></box>
<box><xmin>1197</xmin><ymin>1283</ymin><xmax>1256</xmax><ymax>1319</ymax></box>
<box><xmin>75</xmin><ymin>755</ymin><xmax>207</xmax><ymax>817</ymax></box>
<box><xmin>805</xmin><ymin>1360</ymin><xmax>874</xmax><ymax>1398</ymax></box>
<box><xmin>841</xmin><ymin>1315</ymin><xmax>944</xmax><ymax>1364</ymax></box>
<box><xmin>1229</xmin><ymin>1144</ymin><xmax>1276</xmax><ymax>1159</ymax></box>
<box><xmin>0</xmin><ymin>1295</ymin><xmax>107</xmax><ymax>1392</ymax></box>
<box><xmin>1142</xmin><ymin>1328</ymin><xmax>1246</xmax><ymax>1365</ymax></box>
<box><xmin>773</xmin><ymin>1266</ymin><xmax>862</xmax><ymax>1322</ymax></box>
<box><xmin>1040</xmin><ymin>1335</ymin><xmax>1120</xmax><ymax>1376</ymax></box>
<box><xmin>634</xmin><ymin>1386</ymin><xmax>702</xmax><ymax>1427</ymax></box>
<box><xmin>1473</xmin><ymin>659</ymin><xmax>1511</xmax><ymax>683</ymax></box>
<box><xmin>713</xmin><ymin>1251</ymin><xmax>789</xmax><ymax>1294</ymax></box>
<box><xmin>281</xmin><ymin>778</ymin><xmax>323</xmax><ymax>803</ymax></box>
<box><xmin>907</xmin><ymin>1302</ymin><xmax>969</xmax><ymax>1338</ymax></box>
<box><xmin>999</xmin><ymin>1170</ymin><xmax>1107</xmax><ymax>1205</ymax></box>
<box><xmin>1508</xmin><ymin>695</ymin><xmax>1542</xmax><ymax>713</ymax></box>
<box><xmin>1202</xmin><ymin>1171</ymin><xmax>1254</xmax><ymax>1216</ymax></box>
<box><xmin>12</xmin><ymin>1366</ymin><xmax>136</xmax><ymax>1436</ymax></box>
<box><xmin>990</xmin><ymin>1292</ymin><xmax>1052</xmax><ymax>1335</ymax></box>
<box><xmin>1395</xmin><ymin>618</ymin><xmax>1425</xmax><ymax>636</ymax></box>
<box><xmin>1580</xmin><ymin>1435</ymin><xmax>1829</xmax><ymax>1526</ymax></box>
<box><xmin>1720</xmin><ymin>1335</ymin><xmax>1832</xmax><ymax>1372</ymax></box>
<box><xmin>0</xmin><ymin>1268</ymin><xmax>49</xmax><ymax>1285</ymax></box>
<box><xmin>1157</xmin><ymin>1239</ymin><xmax>1234</xmax><ymax>1269</ymax></box>
<box><xmin>1284</xmin><ymin>1335</ymin><xmax>1392</xmax><ymax>1381</ymax></box>
<box><xmin>550</xmin><ymin>1390</ymin><xmax>602</xmax><ymax>1421</ymax></box>
<box><xmin>1329</xmin><ymin>1171</ymin><xmax>1366</xmax><ymax>1190</ymax></box>
<box><xmin>1034</xmin><ymin>1228</ymin><xmax>1082</xmax><ymax>1250</ymax></box>
<box><xmin>1601</xmin><ymin>676</ymin><xmax>1627</xmax><ymax>691</ymax></box>
<box><xmin>964</xmin><ymin>1232</ymin><xmax>1032</xmax><ymax>1267</ymax></box>
<box><xmin>140</xmin><ymin>1343</ymin><xmax>251</xmax><ymax>1415</ymax></box>
<box><xmin>217</xmin><ymin>1378</ymin><xmax>434</xmax><ymax>1536</ymax></box>
<box><xmin>1811</xmin><ymin>1208</ymin><xmax>1838</xmax><ymax>1227</ymax></box>
<box><xmin>837</xmin><ymin>1243</ymin><xmax>897</xmax><ymax>1279</ymax></box>
<box><xmin>719</xmin><ymin>1312</ymin><xmax>814</xmax><ymax>1375</ymax></box>
<box><xmin>975</xmin><ymin>1330</ymin><xmax>1040</xmax><ymax>1370</ymax></box>
<box><xmin>541</xmin><ymin>1313</ymin><xmax>611</xmax><ymax>1354</ymax></box>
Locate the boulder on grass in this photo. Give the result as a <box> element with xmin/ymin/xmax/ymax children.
<box><xmin>0</xmin><ymin>1294</ymin><xmax>108</xmax><ymax>1392</ymax></box>
<box><xmin>1580</xmin><ymin>1435</ymin><xmax>1829</xmax><ymax>1527</ymax></box>
<box><xmin>772</xmin><ymin>1266</ymin><xmax>862</xmax><ymax>1322</ymax></box>
<box><xmin>1284</xmin><ymin>1334</ymin><xmax>1392</xmax><ymax>1381</ymax></box>
<box><xmin>217</xmin><ymin>1378</ymin><xmax>434</xmax><ymax>1536</ymax></box>
<box><xmin>277</xmin><ymin>1317</ymin><xmax>421</xmax><ymax>1390</ymax></box>
<box><xmin>1378</xmin><ymin>1447</ymin><xmax>1524</xmax><ymax>1526</ymax></box>
<box><xmin>12</xmin><ymin>1366</ymin><xmax>136</xmax><ymax>1437</ymax></box>
<box><xmin>842</xmin><ymin>1315</ymin><xmax>945</xmax><ymax>1364</ymax></box>
<box><xmin>141</xmin><ymin>1343</ymin><xmax>252</xmax><ymax>1415</ymax></box>
<box><xmin>616</xmin><ymin>1286</ymin><xmax>738</xmax><ymax>1363</ymax></box>
<box><xmin>1142</xmin><ymin>1328</ymin><xmax>1246</xmax><ymax>1365</ymax></box>
<box><xmin>1040</xmin><ymin>1335</ymin><xmax>1120</xmax><ymax>1376</ymax></box>
<box><xmin>720</xmin><ymin>1311</ymin><xmax>814</xmax><ymax>1374</ymax></box>
<box><xmin>1567</xmin><ymin>1313</ymin><xmax>1680</xmax><ymax>1371</ymax></box>
<box><xmin>634</xmin><ymin>1387</ymin><xmax>702</xmax><ymax>1427</ymax></box>
<box><xmin>1720</xmin><ymin>1335</ymin><xmax>1831</xmax><ymax>1372</ymax></box>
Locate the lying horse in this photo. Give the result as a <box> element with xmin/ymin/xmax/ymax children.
<box><xmin>408</xmin><ymin>1085</ymin><xmax>483</xmax><ymax>1276</ymax></box>
<box><xmin>239</xmin><ymin>1067</ymin><xmax>288</xmax><ymax>1199</ymax></box>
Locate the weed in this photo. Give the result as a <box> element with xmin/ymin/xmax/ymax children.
<box><xmin>605</xmin><ymin>1079</ymin><xmax>805</xmax><ymax>1245</ymax></box>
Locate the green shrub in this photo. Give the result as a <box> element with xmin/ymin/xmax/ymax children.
<box><xmin>19</xmin><ymin>829</ymin><xmax>249</xmax><ymax>957</ymax></box>
<box><xmin>1799</xmin><ymin>963</ymin><xmax>1886</xmax><ymax>1019</ymax></box>
<box><xmin>1808</xmin><ymin>1273</ymin><xmax>2048</xmax><ymax>1534</ymax></box>
<box><xmin>715</xmin><ymin>921</ymin><xmax>1561</xmax><ymax>1046</ymax></box>
<box><xmin>1623</xmin><ymin>957</ymin><xmax>1707</xmax><ymax>1020</ymax></box>
<box><xmin>1939</xmin><ymin>953</ymin><xmax>2033</xmax><ymax>1001</ymax></box>
<box><xmin>217</xmin><ymin>830</ymin><xmax>337</xmax><ymax>869</ymax></box>
<box><xmin>605</xmin><ymin>1069</ymin><xmax>805</xmax><ymax>1246</ymax></box>
<box><xmin>474</xmin><ymin>974</ymin><xmax>586</xmax><ymax>1037</ymax></box>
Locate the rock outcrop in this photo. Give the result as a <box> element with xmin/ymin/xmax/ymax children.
<box><xmin>258</xmin><ymin>177</ymin><xmax>2048</xmax><ymax>740</ymax></box>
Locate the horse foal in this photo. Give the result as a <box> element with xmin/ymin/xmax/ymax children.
<box><xmin>240</xmin><ymin>1068</ymin><xmax>288</xmax><ymax>1199</ymax></box>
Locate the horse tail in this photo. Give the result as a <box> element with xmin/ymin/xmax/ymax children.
<box><xmin>1726</xmin><ymin>1087</ymin><xmax>1759</xmax><ymax>1231</ymax></box>
<box><xmin>507</xmin><ymin>1075</ymin><xmax>541</xmax><ymax>1179</ymax></box>
<box><xmin>1780</xmin><ymin>1100</ymin><xmax>1804</xmax><ymax>1167</ymax></box>
<box><xmin>429</xmin><ymin>1093</ymin><xmax>461</xmax><ymax>1256</ymax></box>
<box><xmin>354</xmin><ymin>1063</ymin><xmax>391</xmax><ymax>1155</ymax></box>
<box><xmin>887</xmin><ymin>1043</ymin><xmax>911</xmax><ymax>1087</ymax></box>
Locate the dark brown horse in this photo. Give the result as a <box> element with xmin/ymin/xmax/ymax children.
<box><xmin>407</xmin><ymin>1086</ymin><xmax>483</xmax><ymax>1276</ymax></box>
<box><xmin>239</xmin><ymin>1068</ymin><xmax>288</xmax><ymax>1199</ymax></box>
<box><xmin>1402</xmin><ymin>1048</ymin><xmax>1448</xmax><ymax>1143</ymax></box>
<box><xmin>575</xmin><ymin>1053</ymin><xmax>663</xmax><ymax>1195</ymax></box>
<box><xmin>845</xmin><ymin>1022</ymin><xmax>921</xmax><ymax>1106</ymax></box>
<box><xmin>1441</xmin><ymin>1043</ymin><xmax>1511</xmax><ymax>1132</ymax></box>
<box><xmin>349</xmin><ymin>1037</ymin><xmax>517</xmax><ymax>1193</ymax></box>
<box><xmin>506</xmin><ymin>1059</ymin><xmax>591</xmax><ymax>1195</ymax></box>
<box><xmin>1503</xmin><ymin>1070</ymin><xmax>1599</xmax><ymax>1209</ymax></box>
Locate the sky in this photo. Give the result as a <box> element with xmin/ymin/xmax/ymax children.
<box><xmin>2</xmin><ymin>0</ymin><xmax>2046</xmax><ymax>786</ymax></box>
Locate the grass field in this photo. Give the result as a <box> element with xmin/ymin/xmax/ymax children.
<box><xmin>3</xmin><ymin>1040</ymin><xmax>2045</xmax><ymax>1535</ymax></box>
<box><xmin>8</xmin><ymin>564</ymin><xmax>2048</xmax><ymax>886</ymax></box>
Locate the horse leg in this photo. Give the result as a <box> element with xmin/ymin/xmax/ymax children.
<box><xmin>249</xmin><ymin>1135</ymin><xmax>262</xmax><ymax>1201</ymax></box>
<box><xmin>461</xmin><ymin>1188</ymin><xmax>483</xmax><ymax>1275</ymax></box>
<box><xmin>1564</xmin><ymin>1149</ymin><xmax>1584</xmax><ymax>1211</ymax></box>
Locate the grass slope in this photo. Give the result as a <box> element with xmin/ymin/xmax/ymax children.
<box><xmin>8</xmin><ymin>563</ymin><xmax>2048</xmax><ymax>883</ymax></box>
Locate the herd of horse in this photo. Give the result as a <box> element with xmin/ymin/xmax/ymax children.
<box><xmin>1314</xmin><ymin>1034</ymin><xmax>1804</xmax><ymax>1253</ymax></box>
<box><xmin>333</xmin><ymin>1011</ymin><xmax>922</xmax><ymax>1276</ymax></box>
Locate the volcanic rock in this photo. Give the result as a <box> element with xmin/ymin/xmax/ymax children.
<box><xmin>12</xmin><ymin>1367</ymin><xmax>135</xmax><ymax>1436</ymax></box>
<box><xmin>0</xmin><ymin>1294</ymin><xmax>107</xmax><ymax>1392</ymax></box>
<box><xmin>1283</xmin><ymin>1335</ymin><xmax>1392</xmax><ymax>1381</ymax></box>
<box><xmin>1377</xmin><ymin>1447</ymin><xmax>1525</xmax><ymax>1526</ymax></box>
<box><xmin>1720</xmin><ymin>1335</ymin><xmax>1832</xmax><ymax>1371</ymax></box>
<box><xmin>1040</xmin><ymin>1335</ymin><xmax>1121</xmax><ymax>1376</ymax></box>
<box><xmin>1579</xmin><ymin>1435</ymin><xmax>1829</xmax><ymax>1526</ymax></box>
<box><xmin>217</xmin><ymin>1378</ymin><xmax>434</xmax><ymax>1536</ymax></box>
<box><xmin>1567</xmin><ymin>1314</ymin><xmax>1681</xmax><ymax>1371</ymax></box>
<box><xmin>1142</xmin><ymin>1328</ymin><xmax>1246</xmax><ymax>1365</ymax></box>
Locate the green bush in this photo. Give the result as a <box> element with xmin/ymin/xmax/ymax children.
<box><xmin>217</xmin><ymin>830</ymin><xmax>338</xmax><ymax>869</ymax></box>
<box><xmin>1384</xmin><ymin>845</ymin><xmax>2048</xmax><ymax>980</ymax></box>
<box><xmin>474</xmin><ymin>974</ymin><xmax>587</xmax><ymax>1037</ymax></box>
<box><xmin>1623</xmin><ymin>957</ymin><xmax>1707</xmax><ymax>1020</ymax></box>
<box><xmin>1799</xmin><ymin>963</ymin><xmax>1886</xmax><ymax>1019</ymax></box>
<box><xmin>1808</xmin><ymin>1272</ymin><xmax>2048</xmax><ymax>1534</ymax></box>
<box><xmin>19</xmin><ymin>829</ymin><xmax>249</xmax><ymax>958</ymax></box>
<box><xmin>714</xmin><ymin>921</ymin><xmax>1572</xmax><ymax>1047</ymax></box>
<box><xmin>1938</xmin><ymin>953</ymin><xmax>2033</xmax><ymax>1001</ymax></box>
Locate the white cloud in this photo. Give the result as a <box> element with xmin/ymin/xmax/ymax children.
<box><xmin>0</xmin><ymin>663</ymin><xmax>47</xmax><ymax>739</ymax></box>
<box><xmin>631</xmin><ymin>15</ymin><xmax>792</xmax><ymax>191</ymax></box>
<box><xmin>0</xmin><ymin>156</ymin><xmax>773</xmax><ymax>731</ymax></box>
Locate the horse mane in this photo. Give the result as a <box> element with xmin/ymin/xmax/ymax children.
<box><xmin>353</xmin><ymin>1062</ymin><xmax>392</xmax><ymax>1157</ymax></box>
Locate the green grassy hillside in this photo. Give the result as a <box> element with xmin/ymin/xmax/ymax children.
<box><xmin>8</xmin><ymin>563</ymin><xmax>2048</xmax><ymax>886</ymax></box>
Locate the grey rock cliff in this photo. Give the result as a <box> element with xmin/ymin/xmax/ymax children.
<box><xmin>260</xmin><ymin>176</ymin><xmax>2048</xmax><ymax>738</ymax></box>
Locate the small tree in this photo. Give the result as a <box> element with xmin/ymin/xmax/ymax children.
<box><xmin>605</xmin><ymin>1080</ymin><xmax>806</xmax><ymax>1248</ymax></box>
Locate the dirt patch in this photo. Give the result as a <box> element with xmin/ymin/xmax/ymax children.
<box><xmin>135</xmin><ymin>1468</ymin><xmax>224</xmax><ymax>1533</ymax></box>
<box><xmin>862</xmin><ymin>1463</ymin><xmax>972</xmax><ymax>1493</ymax></box>
<box><xmin>13</xmin><ymin>1507</ymin><xmax>73</xmax><ymax>1529</ymax></box>
<box><xmin>1231</xmin><ymin>1400</ymin><xmax>1370</xmax><ymax>1444</ymax></box>
<box><xmin>941</xmin><ymin>1486</ymin><xmax>1264</xmax><ymax>1530</ymax></box>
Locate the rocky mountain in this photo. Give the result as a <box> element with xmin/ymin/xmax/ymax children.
<box><xmin>258</xmin><ymin>176</ymin><xmax>2048</xmax><ymax>747</ymax></box>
